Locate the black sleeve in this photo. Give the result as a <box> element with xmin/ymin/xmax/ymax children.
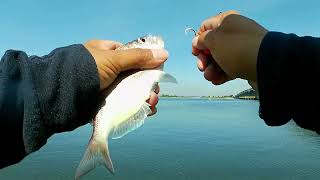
<box><xmin>257</xmin><ymin>32</ymin><xmax>320</xmax><ymax>132</ymax></box>
<box><xmin>0</xmin><ymin>44</ymin><xmax>101</xmax><ymax>168</ymax></box>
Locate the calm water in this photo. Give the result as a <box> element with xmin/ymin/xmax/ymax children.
<box><xmin>1</xmin><ymin>99</ymin><xmax>319</xmax><ymax>180</ymax></box>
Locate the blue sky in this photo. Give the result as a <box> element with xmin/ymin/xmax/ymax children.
<box><xmin>1</xmin><ymin>0</ymin><xmax>320</xmax><ymax>96</ymax></box>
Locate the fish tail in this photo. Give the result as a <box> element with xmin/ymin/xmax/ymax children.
<box><xmin>75</xmin><ymin>138</ymin><xmax>114</xmax><ymax>180</ymax></box>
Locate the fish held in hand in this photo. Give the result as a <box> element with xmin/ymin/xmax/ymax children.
<box><xmin>75</xmin><ymin>35</ymin><xmax>177</xmax><ymax>179</ymax></box>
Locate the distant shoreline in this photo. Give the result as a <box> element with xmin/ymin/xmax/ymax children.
<box><xmin>159</xmin><ymin>96</ymin><xmax>257</xmax><ymax>100</ymax></box>
<box><xmin>159</xmin><ymin>88</ymin><xmax>258</xmax><ymax>100</ymax></box>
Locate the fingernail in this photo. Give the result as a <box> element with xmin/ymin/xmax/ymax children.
<box><xmin>151</xmin><ymin>49</ymin><xmax>169</xmax><ymax>60</ymax></box>
<box><xmin>192</xmin><ymin>36</ymin><xmax>199</xmax><ymax>47</ymax></box>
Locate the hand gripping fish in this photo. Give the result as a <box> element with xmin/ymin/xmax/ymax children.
<box><xmin>75</xmin><ymin>35</ymin><xmax>177</xmax><ymax>179</ymax></box>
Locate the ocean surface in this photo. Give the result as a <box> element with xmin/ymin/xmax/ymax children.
<box><xmin>1</xmin><ymin>99</ymin><xmax>319</xmax><ymax>180</ymax></box>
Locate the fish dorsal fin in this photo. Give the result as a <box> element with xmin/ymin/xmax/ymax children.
<box><xmin>111</xmin><ymin>102</ymin><xmax>152</xmax><ymax>139</ymax></box>
<box><xmin>159</xmin><ymin>72</ymin><xmax>178</xmax><ymax>83</ymax></box>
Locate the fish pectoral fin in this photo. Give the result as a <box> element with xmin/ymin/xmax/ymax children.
<box><xmin>111</xmin><ymin>102</ymin><xmax>152</xmax><ymax>139</ymax></box>
<box><xmin>75</xmin><ymin>139</ymin><xmax>114</xmax><ymax>180</ymax></box>
<box><xmin>159</xmin><ymin>72</ymin><xmax>177</xmax><ymax>84</ymax></box>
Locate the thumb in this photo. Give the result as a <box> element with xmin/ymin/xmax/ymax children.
<box><xmin>192</xmin><ymin>30</ymin><xmax>216</xmax><ymax>58</ymax></box>
<box><xmin>112</xmin><ymin>48</ymin><xmax>169</xmax><ymax>71</ymax></box>
<box><xmin>196</xmin><ymin>30</ymin><xmax>216</xmax><ymax>51</ymax></box>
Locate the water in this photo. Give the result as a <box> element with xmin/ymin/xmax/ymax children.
<box><xmin>1</xmin><ymin>99</ymin><xmax>319</xmax><ymax>180</ymax></box>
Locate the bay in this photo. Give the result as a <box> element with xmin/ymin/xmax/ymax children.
<box><xmin>1</xmin><ymin>99</ymin><xmax>319</xmax><ymax>180</ymax></box>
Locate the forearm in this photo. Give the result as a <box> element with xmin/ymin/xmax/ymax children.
<box><xmin>257</xmin><ymin>32</ymin><xmax>320</xmax><ymax>132</ymax></box>
<box><xmin>0</xmin><ymin>44</ymin><xmax>101</xmax><ymax>168</ymax></box>
<box><xmin>0</xmin><ymin>52</ymin><xmax>26</xmax><ymax>168</ymax></box>
<box><xmin>25</xmin><ymin>45</ymin><xmax>101</xmax><ymax>152</ymax></box>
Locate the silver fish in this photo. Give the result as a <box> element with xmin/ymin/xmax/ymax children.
<box><xmin>75</xmin><ymin>35</ymin><xmax>177</xmax><ymax>179</ymax></box>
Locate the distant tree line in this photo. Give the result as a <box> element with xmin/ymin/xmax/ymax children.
<box><xmin>233</xmin><ymin>88</ymin><xmax>258</xmax><ymax>100</ymax></box>
<box><xmin>160</xmin><ymin>88</ymin><xmax>257</xmax><ymax>100</ymax></box>
<box><xmin>160</xmin><ymin>94</ymin><xmax>178</xmax><ymax>97</ymax></box>
<box><xmin>200</xmin><ymin>95</ymin><xmax>233</xmax><ymax>98</ymax></box>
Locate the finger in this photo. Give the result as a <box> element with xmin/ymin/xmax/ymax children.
<box><xmin>148</xmin><ymin>106</ymin><xmax>157</xmax><ymax>116</ymax></box>
<box><xmin>113</xmin><ymin>48</ymin><xmax>169</xmax><ymax>71</ymax></box>
<box><xmin>204</xmin><ymin>61</ymin><xmax>226</xmax><ymax>82</ymax></box>
<box><xmin>192</xmin><ymin>46</ymin><xmax>201</xmax><ymax>56</ymax></box>
<box><xmin>197</xmin><ymin>53</ymin><xmax>210</xmax><ymax>72</ymax></box>
<box><xmin>204</xmin><ymin>61</ymin><xmax>229</xmax><ymax>85</ymax></box>
<box><xmin>204</xmin><ymin>63</ymin><xmax>216</xmax><ymax>81</ymax></box>
<box><xmin>192</xmin><ymin>36</ymin><xmax>204</xmax><ymax>50</ymax></box>
<box><xmin>199</xmin><ymin>10</ymin><xmax>240</xmax><ymax>33</ymax></box>
<box><xmin>147</xmin><ymin>92</ymin><xmax>159</xmax><ymax>116</ymax></box>
<box><xmin>147</xmin><ymin>92</ymin><xmax>159</xmax><ymax>107</ymax></box>
<box><xmin>198</xmin><ymin>30</ymin><xmax>217</xmax><ymax>51</ymax></box>
<box><xmin>199</xmin><ymin>16</ymin><xmax>221</xmax><ymax>33</ymax></box>
<box><xmin>210</xmin><ymin>76</ymin><xmax>228</xmax><ymax>85</ymax></box>
<box><xmin>211</xmin><ymin>74</ymin><xmax>234</xmax><ymax>85</ymax></box>
<box><xmin>193</xmin><ymin>30</ymin><xmax>213</xmax><ymax>51</ymax></box>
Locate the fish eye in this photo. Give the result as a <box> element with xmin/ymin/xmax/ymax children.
<box><xmin>140</xmin><ymin>38</ymin><xmax>145</xmax><ymax>43</ymax></box>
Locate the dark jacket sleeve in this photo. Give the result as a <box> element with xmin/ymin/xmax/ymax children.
<box><xmin>257</xmin><ymin>32</ymin><xmax>320</xmax><ymax>132</ymax></box>
<box><xmin>0</xmin><ymin>44</ymin><xmax>101</xmax><ymax>168</ymax></box>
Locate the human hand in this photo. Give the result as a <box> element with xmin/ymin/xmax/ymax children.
<box><xmin>192</xmin><ymin>10</ymin><xmax>268</xmax><ymax>86</ymax></box>
<box><xmin>84</xmin><ymin>40</ymin><xmax>168</xmax><ymax>115</ymax></box>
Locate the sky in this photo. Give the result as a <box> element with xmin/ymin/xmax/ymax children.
<box><xmin>1</xmin><ymin>0</ymin><xmax>320</xmax><ymax>96</ymax></box>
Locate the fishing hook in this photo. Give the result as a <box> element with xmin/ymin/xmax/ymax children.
<box><xmin>184</xmin><ymin>27</ymin><xmax>197</xmax><ymax>37</ymax></box>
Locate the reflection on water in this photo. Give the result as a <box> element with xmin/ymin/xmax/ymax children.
<box><xmin>1</xmin><ymin>99</ymin><xmax>319</xmax><ymax>180</ymax></box>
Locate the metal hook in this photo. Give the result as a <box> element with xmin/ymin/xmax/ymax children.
<box><xmin>185</xmin><ymin>27</ymin><xmax>197</xmax><ymax>37</ymax></box>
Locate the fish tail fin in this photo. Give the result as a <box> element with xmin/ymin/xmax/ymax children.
<box><xmin>75</xmin><ymin>139</ymin><xmax>114</xmax><ymax>180</ymax></box>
